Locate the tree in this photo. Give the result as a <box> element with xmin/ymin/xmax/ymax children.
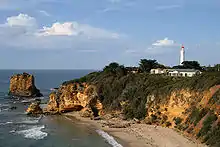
<box><xmin>103</xmin><ymin>62</ymin><xmax>127</xmax><ymax>76</ymax></box>
<box><xmin>103</xmin><ymin>62</ymin><xmax>120</xmax><ymax>73</ymax></box>
<box><xmin>115</xmin><ymin>65</ymin><xmax>127</xmax><ymax>76</ymax></box>
<box><xmin>205</xmin><ymin>64</ymin><xmax>220</xmax><ymax>72</ymax></box>
<box><xmin>139</xmin><ymin>59</ymin><xmax>164</xmax><ymax>72</ymax></box>
<box><xmin>173</xmin><ymin>61</ymin><xmax>202</xmax><ymax>70</ymax></box>
<box><xmin>214</xmin><ymin>64</ymin><xmax>220</xmax><ymax>72</ymax></box>
<box><xmin>182</xmin><ymin>61</ymin><xmax>202</xmax><ymax>70</ymax></box>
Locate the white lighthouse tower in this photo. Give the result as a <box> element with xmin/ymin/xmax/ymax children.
<box><xmin>180</xmin><ymin>45</ymin><xmax>185</xmax><ymax>65</ymax></box>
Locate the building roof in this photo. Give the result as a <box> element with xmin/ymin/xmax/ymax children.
<box><xmin>167</xmin><ymin>69</ymin><xmax>200</xmax><ymax>72</ymax></box>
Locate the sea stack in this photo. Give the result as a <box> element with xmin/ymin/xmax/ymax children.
<box><xmin>9</xmin><ymin>72</ymin><xmax>42</xmax><ymax>97</ymax></box>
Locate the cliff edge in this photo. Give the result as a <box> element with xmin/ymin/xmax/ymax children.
<box><xmin>45</xmin><ymin>83</ymin><xmax>103</xmax><ymax>117</ymax></box>
<box><xmin>50</xmin><ymin>65</ymin><xmax>220</xmax><ymax>146</ymax></box>
<box><xmin>9</xmin><ymin>72</ymin><xmax>42</xmax><ymax>97</ymax></box>
<box><xmin>42</xmin><ymin>63</ymin><xmax>220</xmax><ymax>146</ymax></box>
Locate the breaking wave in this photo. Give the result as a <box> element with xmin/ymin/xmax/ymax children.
<box><xmin>16</xmin><ymin>125</ymin><xmax>48</xmax><ymax>140</ymax></box>
<box><xmin>0</xmin><ymin>121</ymin><xmax>13</xmax><ymax>125</ymax></box>
<box><xmin>96</xmin><ymin>129</ymin><xmax>123</xmax><ymax>147</ymax></box>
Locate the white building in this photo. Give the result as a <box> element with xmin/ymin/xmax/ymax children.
<box><xmin>150</xmin><ymin>68</ymin><xmax>164</xmax><ymax>74</ymax></box>
<box><xmin>150</xmin><ymin>68</ymin><xmax>201</xmax><ymax>77</ymax></box>
<box><xmin>166</xmin><ymin>69</ymin><xmax>201</xmax><ymax>77</ymax></box>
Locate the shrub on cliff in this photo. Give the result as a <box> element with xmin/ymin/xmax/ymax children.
<box><xmin>205</xmin><ymin>126</ymin><xmax>220</xmax><ymax>146</ymax></box>
<box><xmin>197</xmin><ymin>112</ymin><xmax>217</xmax><ymax>138</ymax></box>
<box><xmin>173</xmin><ymin>117</ymin><xmax>183</xmax><ymax>125</ymax></box>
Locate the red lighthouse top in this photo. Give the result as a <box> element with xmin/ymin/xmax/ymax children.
<box><xmin>181</xmin><ymin>45</ymin><xmax>185</xmax><ymax>51</ymax></box>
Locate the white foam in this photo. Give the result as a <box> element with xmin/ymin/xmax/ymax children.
<box><xmin>16</xmin><ymin>125</ymin><xmax>48</xmax><ymax>140</ymax></box>
<box><xmin>0</xmin><ymin>121</ymin><xmax>13</xmax><ymax>125</ymax></box>
<box><xmin>96</xmin><ymin>129</ymin><xmax>123</xmax><ymax>147</ymax></box>
<box><xmin>0</xmin><ymin>104</ymin><xmax>9</xmax><ymax>107</ymax></box>
<box><xmin>19</xmin><ymin>115</ymin><xmax>42</xmax><ymax>124</ymax></box>
<box><xmin>10</xmin><ymin>130</ymin><xmax>16</xmax><ymax>133</ymax></box>
<box><xmin>21</xmin><ymin>98</ymin><xmax>36</xmax><ymax>103</ymax></box>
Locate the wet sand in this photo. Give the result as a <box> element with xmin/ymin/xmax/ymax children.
<box><xmin>64</xmin><ymin>112</ymin><xmax>207</xmax><ymax>147</ymax></box>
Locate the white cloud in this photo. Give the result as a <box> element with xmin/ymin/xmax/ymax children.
<box><xmin>6</xmin><ymin>13</ymin><xmax>37</xmax><ymax>28</ymax></box>
<box><xmin>152</xmin><ymin>38</ymin><xmax>178</xmax><ymax>47</ymax></box>
<box><xmin>37</xmin><ymin>22</ymin><xmax>120</xmax><ymax>39</ymax></box>
<box><xmin>38</xmin><ymin>22</ymin><xmax>78</xmax><ymax>36</ymax></box>
<box><xmin>0</xmin><ymin>13</ymin><xmax>123</xmax><ymax>50</ymax></box>
<box><xmin>155</xmin><ymin>5</ymin><xmax>181</xmax><ymax>11</ymax></box>
<box><xmin>39</xmin><ymin>10</ymin><xmax>51</xmax><ymax>16</ymax></box>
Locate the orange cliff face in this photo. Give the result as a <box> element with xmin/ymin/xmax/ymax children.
<box><xmin>9</xmin><ymin>73</ymin><xmax>42</xmax><ymax>97</ymax></box>
<box><xmin>144</xmin><ymin>85</ymin><xmax>220</xmax><ymax>138</ymax></box>
<box><xmin>46</xmin><ymin>83</ymin><xmax>103</xmax><ymax>117</ymax></box>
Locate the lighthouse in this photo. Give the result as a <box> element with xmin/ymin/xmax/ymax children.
<box><xmin>180</xmin><ymin>45</ymin><xmax>185</xmax><ymax>65</ymax></box>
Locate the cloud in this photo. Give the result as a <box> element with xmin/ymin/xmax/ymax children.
<box><xmin>0</xmin><ymin>13</ymin><xmax>123</xmax><ymax>50</ymax></box>
<box><xmin>155</xmin><ymin>5</ymin><xmax>182</xmax><ymax>11</ymax></box>
<box><xmin>39</xmin><ymin>10</ymin><xmax>51</xmax><ymax>16</ymax></box>
<box><xmin>37</xmin><ymin>22</ymin><xmax>120</xmax><ymax>39</ymax></box>
<box><xmin>6</xmin><ymin>13</ymin><xmax>37</xmax><ymax>28</ymax></box>
<box><xmin>152</xmin><ymin>38</ymin><xmax>178</xmax><ymax>47</ymax></box>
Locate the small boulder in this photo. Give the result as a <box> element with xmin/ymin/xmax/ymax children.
<box><xmin>79</xmin><ymin>107</ymin><xmax>94</xmax><ymax>118</ymax></box>
<box><xmin>26</xmin><ymin>101</ymin><xmax>43</xmax><ymax>115</ymax></box>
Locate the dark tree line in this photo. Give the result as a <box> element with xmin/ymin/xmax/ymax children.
<box><xmin>103</xmin><ymin>60</ymin><xmax>219</xmax><ymax>74</ymax></box>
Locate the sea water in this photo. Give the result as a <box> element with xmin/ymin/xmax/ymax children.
<box><xmin>0</xmin><ymin>70</ymin><xmax>122</xmax><ymax>147</ymax></box>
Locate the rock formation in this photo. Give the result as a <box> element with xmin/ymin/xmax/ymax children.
<box><xmin>143</xmin><ymin>85</ymin><xmax>220</xmax><ymax>140</ymax></box>
<box><xmin>9</xmin><ymin>72</ymin><xmax>42</xmax><ymax>97</ymax></box>
<box><xmin>26</xmin><ymin>100</ymin><xmax>43</xmax><ymax>115</ymax></box>
<box><xmin>46</xmin><ymin>83</ymin><xmax>103</xmax><ymax>117</ymax></box>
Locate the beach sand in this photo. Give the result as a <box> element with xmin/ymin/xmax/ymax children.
<box><xmin>64</xmin><ymin>112</ymin><xmax>206</xmax><ymax>147</ymax></box>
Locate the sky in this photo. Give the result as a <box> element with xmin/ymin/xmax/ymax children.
<box><xmin>0</xmin><ymin>0</ymin><xmax>219</xmax><ymax>69</ymax></box>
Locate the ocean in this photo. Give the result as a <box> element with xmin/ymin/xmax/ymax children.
<box><xmin>0</xmin><ymin>70</ymin><xmax>121</xmax><ymax>147</ymax></box>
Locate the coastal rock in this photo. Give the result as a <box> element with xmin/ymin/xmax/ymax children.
<box><xmin>26</xmin><ymin>101</ymin><xmax>43</xmax><ymax>115</ymax></box>
<box><xmin>46</xmin><ymin>83</ymin><xmax>103</xmax><ymax>116</ymax></box>
<box><xmin>47</xmin><ymin>92</ymin><xmax>59</xmax><ymax>114</ymax></box>
<box><xmin>9</xmin><ymin>73</ymin><xmax>42</xmax><ymax>97</ymax></box>
<box><xmin>79</xmin><ymin>107</ymin><xmax>93</xmax><ymax>118</ymax></box>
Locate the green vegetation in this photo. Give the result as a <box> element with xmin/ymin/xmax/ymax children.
<box><xmin>188</xmin><ymin>108</ymin><xmax>209</xmax><ymax>126</ymax></box>
<box><xmin>173</xmin><ymin>61</ymin><xmax>203</xmax><ymax>70</ymax></box>
<box><xmin>197</xmin><ymin>112</ymin><xmax>217</xmax><ymax>138</ymax></box>
<box><xmin>205</xmin><ymin>64</ymin><xmax>220</xmax><ymax>72</ymax></box>
<box><xmin>173</xmin><ymin>117</ymin><xmax>183</xmax><ymax>125</ymax></box>
<box><xmin>61</xmin><ymin>59</ymin><xmax>220</xmax><ymax>145</ymax></box>
<box><xmin>139</xmin><ymin>59</ymin><xmax>165</xmax><ymax>72</ymax></box>
<box><xmin>205</xmin><ymin>126</ymin><xmax>220</xmax><ymax>147</ymax></box>
<box><xmin>62</xmin><ymin>61</ymin><xmax>220</xmax><ymax>120</ymax></box>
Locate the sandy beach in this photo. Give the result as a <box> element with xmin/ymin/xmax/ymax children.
<box><xmin>64</xmin><ymin>112</ymin><xmax>206</xmax><ymax>147</ymax></box>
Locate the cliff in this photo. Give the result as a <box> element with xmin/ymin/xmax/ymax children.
<box><xmin>45</xmin><ymin>67</ymin><xmax>220</xmax><ymax>146</ymax></box>
<box><xmin>9</xmin><ymin>73</ymin><xmax>42</xmax><ymax>97</ymax></box>
<box><xmin>46</xmin><ymin>83</ymin><xmax>103</xmax><ymax>117</ymax></box>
